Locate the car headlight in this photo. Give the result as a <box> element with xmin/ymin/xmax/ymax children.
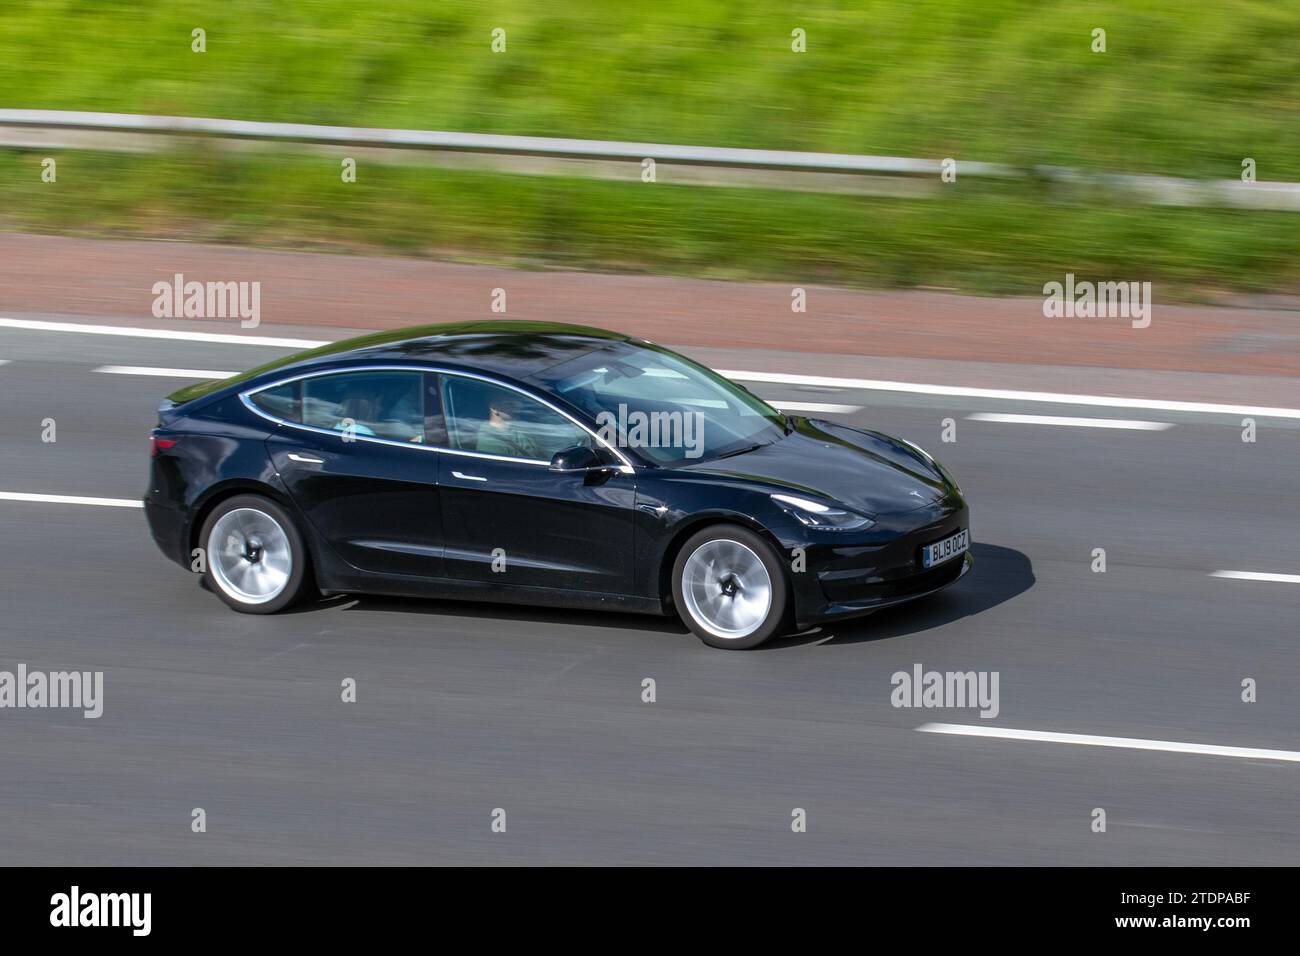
<box><xmin>771</xmin><ymin>493</ymin><xmax>874</xmax><ymax>531</ymax></box>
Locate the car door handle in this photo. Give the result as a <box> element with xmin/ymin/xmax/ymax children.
<box><xmin>288</xmin><ymin>453</ymin><xmax>325</xmax><ymax>464</ymax></box>
<box><xmin>451</xmin><ymin>470</ymin><xmax>487</xmax><ymax>482</ymax></box>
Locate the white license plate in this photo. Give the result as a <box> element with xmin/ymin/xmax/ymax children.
<box><xmin>922</xmin><ymin>529</ymin><xmax>969</xmax><ymax>568</ymax></box>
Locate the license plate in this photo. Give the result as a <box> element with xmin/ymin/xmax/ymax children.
<box><xmin>922</xmin><ymin>529</ymin><xmax>969</xmax><ymax>568</ymax></box>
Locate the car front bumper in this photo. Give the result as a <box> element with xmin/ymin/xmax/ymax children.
<box><xmin>789</xmin><ymin>495</ymin><xmax>971</xmax><ymax>626</ymax></box>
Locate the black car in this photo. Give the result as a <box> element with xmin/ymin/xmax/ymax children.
<box><xmin>145</xmin><ymin>321</ymin><xmax>971</xmax><ymax>649</ymax></box>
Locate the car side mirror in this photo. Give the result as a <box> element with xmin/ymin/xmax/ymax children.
<box><xmin>549</xmin><ymin>445</ymin><xmax>605</xmax><ymax>472</ymax></box>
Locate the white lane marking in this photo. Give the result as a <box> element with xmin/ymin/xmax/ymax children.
<box><xmin>966</xmin><ymin>412</ymin><xmax>1173</xmax><ymax>430</ymax></box>
<box><xmin>0</xmin><ymin>491</ymin><xmax>143</xmax><ymax>508</ymax></box>
<box><xmin>719</xmin><ymin>368</ymin><xmax>1300</xmax><ymax>421</ymax></box>
<box><xmin>0</xmin><ymin>317</ymin><xmax>326</xmax><ymax>348</ymax></box>
<box><xmin>96</xmin><ymin>365</ymin><xmax>235</xmax><ymax>379</ymax></box>
<box><xmin>1209</xmin><ymin>570</ymin><xmax>1300</xmax><ymax>585</ymax></box>
<box><xmin>918</xmin><ymin>722</ymin><xmax>1300</xmax><ymax>763</ymax></box>
<box><xmin>7</xmin><ymin>318</ymin><xmax>1300</xmax><ymax>421</ymax></box>
<box><xmin>769</xmin><ymin>400</ymin><xmax>862</xmax><ymax>414</ymax></box>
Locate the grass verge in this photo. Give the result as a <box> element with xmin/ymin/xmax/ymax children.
<box><xmin>3</xmin><ymin>148</ymin><xmax>1297</xmax><ymax>299</ymax></box>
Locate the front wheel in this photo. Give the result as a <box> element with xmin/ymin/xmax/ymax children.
<box><xmin>671</xmin><ymin>524</ymin><xmax>790</xmax><ymax>649</ymax></box>
<box><xmin>200</xmin><ymin>494</ymin><xmax>313</xmax><ymax>614</ymax></box>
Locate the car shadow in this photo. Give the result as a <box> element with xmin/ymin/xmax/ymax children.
<box><xmin>199</xmin><ymin>573</ymin><xmax>686</xmax><ymax>631</ymax></box>
<box><xmin>322</xmin><ymin>591</ymin><xmax>691</xmax><ymax>635</ymax></box>
<box><xmin>760</xmin><ymin>542</ymin><xmax>1034</xmax><ymax>650</ymax></box>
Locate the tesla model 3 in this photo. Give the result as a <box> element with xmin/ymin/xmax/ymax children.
<box><xmin>144</xmin><ymin>322</ymin><xmax>971</xmax><ymax>648</ymax></box>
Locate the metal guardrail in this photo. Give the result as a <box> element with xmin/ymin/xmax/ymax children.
<box><xmin>0</xmin><ymin>108</ymin><xmax>1016</xmax><ymax>175</ymax></box>
<box><xmin>1</xmin><ymin>109</ymin><xmax>1297</xmax><ymax>209</ymax></box>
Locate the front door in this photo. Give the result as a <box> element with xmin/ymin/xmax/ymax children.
<box><xmin>435</xmin><ymin>373</ymin><xmax>634</xmax><ymax>593</ymax></box>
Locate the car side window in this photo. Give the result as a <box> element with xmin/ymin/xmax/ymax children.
<box><xmin>249</xmin><ymin>381</ymin><xmax>300</xmax><ymax>420</ymax></box>
<box><xmin>288</xmin><ymin>371</ymin><xmax>426</xmax><ymax>443</ymax></box>
<box><xmin>440</xmin><ymin>376</ymin><xmax>590</xmax><ymax>461</ymax></box>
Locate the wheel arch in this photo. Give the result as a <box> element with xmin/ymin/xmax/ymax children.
<box><xmin>656</xmin><ymin>512</ymin><xmax>790</xmax><ymax>610</ymax></box>
<box><xmin>186</xmin><ymin>479</ymin><xmax>300</xmax><ymax>558</ymax></box>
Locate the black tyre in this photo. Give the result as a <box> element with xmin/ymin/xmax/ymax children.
<box><xmin>671</xmin><ymin>524</ymin><xmax>791</xmax><ymax>649</ymax></box>
<box><xmin>199</xmin><ymin>494</ymin><xmax>313</xmax><ymax>614</ymax></box>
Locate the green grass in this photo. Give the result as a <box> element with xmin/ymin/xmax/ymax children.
<box><xmin>4</xmin><ymin>149</ymin><xmax>1297</xmax><ymax>298</ymax></box>
<box><xmin>3</xmin><ymin>3</ymin><xmax>1297</xmax><ymax>295</ymax></box>
<box><xmin>2</xmin><ymin>1</ymin><xmax>1299</xmax><ymax>180</ymax></box>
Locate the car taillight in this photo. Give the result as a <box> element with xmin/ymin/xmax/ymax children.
<box><xmin>150</xmin><ymin>432</ymin><xmax>178</xmax><ymax>457</ymax></box>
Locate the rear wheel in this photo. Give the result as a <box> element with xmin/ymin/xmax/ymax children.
<box><xmin>672</xmin><ymin>524</ymin><xmax>790</xmax><ymax>649</ymax></box>
<box><xmin>200</xmin><ymin>495</ymin><xmax>313</xmax><ymax>614</ymax></box>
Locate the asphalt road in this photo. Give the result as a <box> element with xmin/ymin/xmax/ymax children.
<box><xmin>1</xmin><ymin>320</ymin><xmax>1297</xmax><ymax>865</ymax></box>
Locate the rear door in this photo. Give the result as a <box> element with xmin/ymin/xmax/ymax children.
<box><xmin>250</xmin><ymin>369</ymin><xmax>445</xmax><ymax>578</ymax></box>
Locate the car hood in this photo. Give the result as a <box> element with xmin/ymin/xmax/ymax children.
<box><xmin>677</xmin><ymin>417</ymin><xmax>951</xmax><ymax>517</ymax></box>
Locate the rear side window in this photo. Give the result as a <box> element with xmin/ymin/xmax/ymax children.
<box><xmin>301</xmin><ymin>371</ymin><xmax>426</xmax><ymax>443</ymax></box>
<box><xmin>249</xmin><ymin>372</ymin><xmax>427</xmax><ymax>444</ymax></box>
<box><xmin>249</xmin><ymin>382</ymin><xmax>300</xmax><ymax>420</ymax></box>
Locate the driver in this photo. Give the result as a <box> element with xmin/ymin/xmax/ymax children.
<box><xmin>477</xmin><ymin>391</ymin><xmax>541</xmax><ymax>459</ymax></box>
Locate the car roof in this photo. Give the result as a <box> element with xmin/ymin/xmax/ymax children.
<box><xmin>357</xmin><ymin>321</ymin><xmax>631</xmax><ymax>372</ymax></box>
<box><xmin>167</xmin><ymin>321</ymin><xmax>634</xmax><ymax>406</ymax></box>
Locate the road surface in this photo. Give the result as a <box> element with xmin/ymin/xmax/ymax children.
<box><xmin>0</xmin><ymin>317</ymin><xmax>1297</xmax><ymax>865</ymax></box>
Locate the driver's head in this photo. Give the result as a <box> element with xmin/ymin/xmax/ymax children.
<box><xmin>487</xmin><ymin>391</ymin><xmax>524</xmax><ymax>428</ymax></box>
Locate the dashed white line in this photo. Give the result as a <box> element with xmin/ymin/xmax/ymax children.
<box><xmin>769</xmin><ymin>400</ymin><xmax>862</xmax><ymax>414</ymax></box>
<box><xmin>918</xmin><ymin>722</ymin><xmax>1300</xmax><ymax>763</ymax></box>
<box><xmin>0</xmin><ymin>317</ymin><xmax>325</xmax><ymax>348</ymax></box>
<box><xmin>1209</xmin><ymin>570</ymin><xmax>1300</xmax><ymax>585</ymax></box>
<box><xmin>719</xmin><ymin>368</ymin><xmax>1300</xmax><ymax>421</ymax></box>
<box><xmin>96</xmin><ymin>365</ymin><xmax>235</xmax><ymax>379</ymax></box>
<box><xmin>0</xmin><ymin>492</ymin><xmax>143</xmax><ymax>509</ymax></box>
<box><xmin>966</xmin><ymin>412</ymin><xmax>1173</xmax><ymax>430</ymax></box>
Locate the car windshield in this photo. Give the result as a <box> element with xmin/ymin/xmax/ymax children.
<box><xmin>533</xmin><ymin>343</ymin><xmax>787</xmax><ymax>466</ymax></box>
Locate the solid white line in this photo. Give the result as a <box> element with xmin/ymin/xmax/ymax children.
<box><xmin>6</xmin><ymin>318</ymin><xmax>1300</xmax><ymax>421</ymax></box>
<box><xmin>0</xmin><ymin>491</ymin><xmax>142</xmax><ymax>509</ymax></box>
<box><xmin>0</xmin><ymin>317</ymin><xmax>326</xmax><ymax>348</ymax></box>
<box><xmin>967</xmin><ymin>412</ymin><xmax>1173</xmax><ymax>430</ymax></box>
<box><xmin>917</xmin><ymin>722</ymin><xmax>1300</xmax><ymax>763</ymax></box>
<box><xmin>769</xmin><ymin>400</ymin><xmax>862</xmax><ymax>414</ymax></box>
<box><xmin>718</xmin><ymin>368</ymin><xmax>1300</xmax><ymax>421</ymax></box>
<box><xmin>1209</xmin><ymin>570</ymin><xmax>1300</xmax><ymax>585</ymax></box>
<box><xmin>96</xmin><ymin>365</ymin><xmax>235</xmax><ymax>379</ymax></box>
